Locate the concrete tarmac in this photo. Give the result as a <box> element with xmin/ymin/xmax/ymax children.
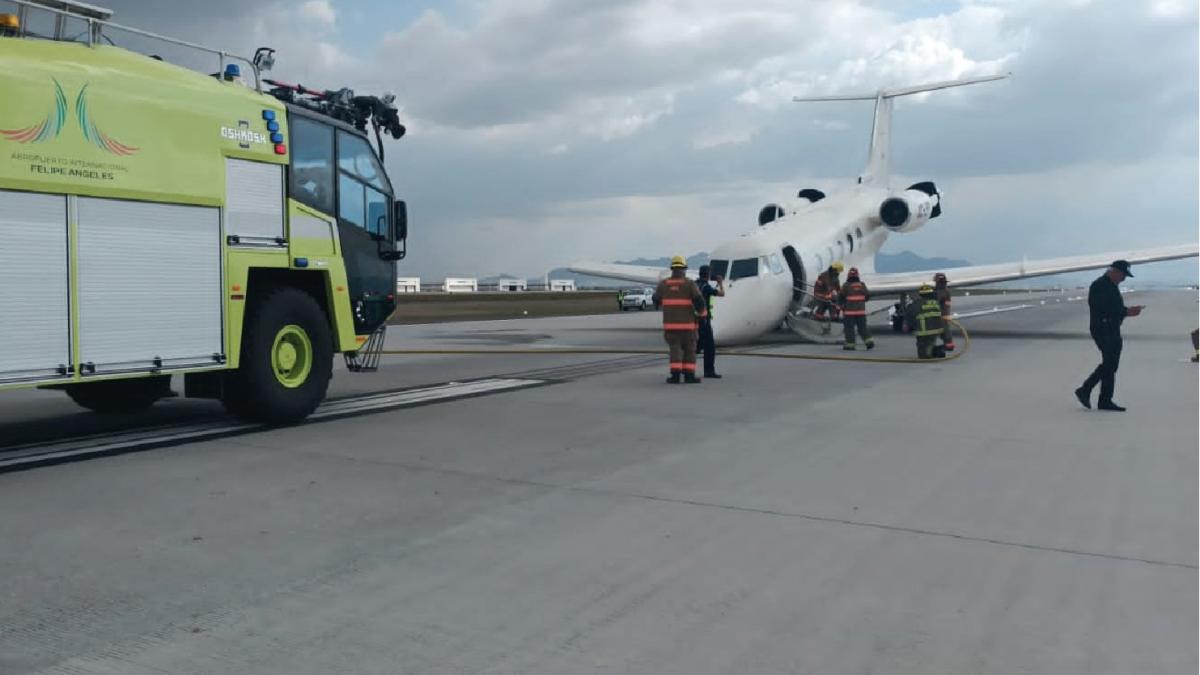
<box><xmin>0</xmin><ymin>290</ymin><xmax>1195</xmax><ymax>674</ymax></box>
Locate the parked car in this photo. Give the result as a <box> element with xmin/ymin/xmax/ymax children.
<box><xmin>620</xmin><ymin>287</ymin><xmax>656</xmax><ymax>311</ymax></box>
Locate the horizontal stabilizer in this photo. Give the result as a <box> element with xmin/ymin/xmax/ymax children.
<box><xmin>792</xmin><ymin>73</ymin><xmax>1011</xmax><ymax>102</ymax></box>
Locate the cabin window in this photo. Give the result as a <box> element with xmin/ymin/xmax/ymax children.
<box><xmin>336</xmin><ymin>131</ymin><xmax>391</xmax><ymax>237</ymax></box>
<box><xmin>289</xmin><ymin>117</ymin><xmax>335</xmax><ymax>216</ymax></box>
<box><xmin>730</xmin><ymin>258</ymin><xmax>759</xmax><ymax>280</ymax></box>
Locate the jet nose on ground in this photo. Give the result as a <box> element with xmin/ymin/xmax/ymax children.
<box><xmin>710</xmin><ymin>280</ymin><xmax>757</xmax><ymax>346</ymax></box>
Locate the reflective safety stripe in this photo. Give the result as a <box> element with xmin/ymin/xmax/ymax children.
<box><xmin>663</xmin><ymin>323</ymin><xmax>697</xmax><ymax>330</ymax></box>
<box><xmin>681</xmin><ymin>363</ymin><xmax>697</xmax><ymax>372</ymax></box>
<box><xmin>661</xmin><ymin>298</ymin><xmax>692</xmax><ymax>307</ymax></box>
<box><xmin>670</xmin><ymin>362</ymin><xmax>684</xmax><ymax>369</ymax></box>
<box><xmin>845</xmin><ymin>295</ymin><xmax>866</xmax><ymax>301</ymax></box>
<box><xmin>665</xmin><ymin>279</ymin><xmax>683</xmax><ymax>286</ymax></box>
<box><xmin>843</xmin><ymin>310</ymin><xmax>867</xmax><ymax>316</ymax></box>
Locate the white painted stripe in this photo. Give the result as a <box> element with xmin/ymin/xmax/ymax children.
<box><xmin>0</xmin><ymin>378</ymin><xmax>543</xmax><ymax>470</ymax></box>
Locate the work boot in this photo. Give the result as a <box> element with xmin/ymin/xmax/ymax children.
<box><xmin>666</xmin><ymin>372</ymin><xmax>681</xmax><ymax>384</ymax></box>
<box><xmin>843</xmin><ymin>344</ymin><xmax>856</xmax><ymax>351</ymax></box>
<box><xmin>1073</xmin><ymin>386</ymin><xmax>1091</xmax><ymax>409</ymax></box>
<box><xmin>865</xmin><ymin>340</ymin><xmax>875</xmax><ymax>350</ymax></box>
<box><xmin>684</xmin><ymin>373</ymin><xmax>702</xmax><ymax>384</ymax></box>
<box><xmin>1097</xmin><ymin>401</ymin><xmax>1126</xmax><ymax>412</ymax></box>
<box><xmin>704</xmin><ymin>372</ymin><xmax>723</xmax><ymax>379</ymax></box>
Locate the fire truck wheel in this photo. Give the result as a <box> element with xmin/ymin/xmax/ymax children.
<box><xmin>65</xmin><ymin>375</ymin><xmax>172</xmax><ymax>414</ymax></box>
<box><xmin>223</xmin><ymin>287</ymin><xmax>332</xmax><ymax>425</ymax></box>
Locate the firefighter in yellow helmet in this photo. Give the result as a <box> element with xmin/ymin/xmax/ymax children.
<box><xmin>838</xmin><ymin>267</ymin><xmax>874</xmax><ymax>350</ymax></box>
<box><xmin>652</xmin><ymin>256</ymin><xmax>706</xmax><ymax>383</ymax></box>
<box><xmin>904</xmin><ymin>284</ymin><xmax>945</xmax><ymax>359</ymax></box>
<box><xmin>933</xmin><ymin>272</ymin><xmax>955</xmax><ymax>351</ymax></box>
<box><xmin>810</xmin><ymin>260</ymin><xmax>844</xmax><ymax>328</ymax></box>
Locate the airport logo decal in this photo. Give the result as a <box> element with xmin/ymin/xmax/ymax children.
<box><xmin>75</xmin><ymin>84</ymin><xmax>140</xmax><ymax>156</ymax></box>
<box><xmin>1</xmin><ymin>80</ymin><xmax>138</xmax><ymax>156</ymax></box>
<box><xmin>0</xmin><ymin>79</ymin><xmax>67</xmax><ymax>144</ymax></box>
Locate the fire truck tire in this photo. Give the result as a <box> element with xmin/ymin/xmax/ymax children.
<box><xmin>65</xmin><ymin>375</ymin><xmax>172</xmax><ymax>414</ymax></box>
<box><xmin>223</xmin><ymin>287</ymin><xmax>332</xmax><ymax>425</ymax></box>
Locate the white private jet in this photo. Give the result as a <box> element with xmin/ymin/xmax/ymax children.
<box><xmin>570</xmin><ymin>74</ymin><xmax>1199</xmax><ymax>345</ymax></box>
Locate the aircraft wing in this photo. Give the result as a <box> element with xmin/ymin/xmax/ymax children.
<box><xmin>566</xmin><ymin>262</ymin><xmax>671</xmax><ymax>286</ymax></box>
<box><xmin>865</xmin><ymin>243</ymin><xmax>1198</xmax><ymax>295</ymax></box>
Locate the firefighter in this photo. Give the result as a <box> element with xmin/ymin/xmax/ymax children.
<box><xmin>695</xmin><ymin>264</ymin><xmax>726</xmax><ymax>379</ymax></box>
<box><xmin>811</xmin><ymin>261</ymin><xmax>843</xmax><ymax>323</ymax></box>
<box><xmin>933</xmin><ymin>272</ymin><xmax>955</xmax><ymax>350</ymax></box>
<box><xmin>905</xmin><ymin>284</ymin><xmax>945</xmax><ymax>358</ymax></box>
<box><xmin>839</xmin><ymin>267</ymin><xmax>875</xmax><ymax>350</ymax></box>
<box><xmin>652</xmin><ymin>256</ymin><xmax>706</xmax><ymax>383</ymax></box>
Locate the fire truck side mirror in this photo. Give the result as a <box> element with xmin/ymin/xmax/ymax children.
<box><xmin>393</xmin><ymin>200</ymin><xmax>407</xmax><ymax>242</ymax></box>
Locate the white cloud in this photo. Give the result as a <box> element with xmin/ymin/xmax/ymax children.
<box><xmin>299</xmin><ymin>0</ymin><xmax>336</xmax><ymax>26</ymax></box>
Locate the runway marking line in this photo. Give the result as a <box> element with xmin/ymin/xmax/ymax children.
<box><xmin>0</xmin><ymin>378</ymin><xmax>547</xmax><ymax>474</ymax></box>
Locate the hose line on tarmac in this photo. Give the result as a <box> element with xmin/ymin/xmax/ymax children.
<box><xmin>377</xmin><ymin>321</ymin><xmax>969</xmax><ymax>365</ymax></box>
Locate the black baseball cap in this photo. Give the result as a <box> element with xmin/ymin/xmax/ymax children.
<box><xmin>1111</xmin><ymin>260</ymin><xmax>1134</xmax><ymax>277</ymax></box>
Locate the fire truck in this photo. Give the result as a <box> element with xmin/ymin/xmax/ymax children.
<box><xmin>0</xmin><ymin>0</ymin><xmax>407</xmax><ymax>423</ymax></box>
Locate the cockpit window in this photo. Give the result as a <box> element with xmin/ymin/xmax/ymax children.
<box><xmin>768</xmin><ymin>253</ymin><xmax>784</xmax><ymax>275</ymax></box>
<box><xmin>730</xmin><ymin>258</ymin><xmax>759</xmax><ymax>280</ymax></box>
<box><xmin>709</xmin><ymin>259</ymin><xmax>729</xmax><ymax>280</ymax></box>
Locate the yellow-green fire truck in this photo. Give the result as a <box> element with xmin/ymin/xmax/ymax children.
<box><xmin>0</xmin><ymin>0</ymin><xmax>407</xmax><ymax>423</ymax></box>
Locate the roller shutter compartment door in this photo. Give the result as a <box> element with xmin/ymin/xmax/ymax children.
<box><xmin>225</xmin><ymin>158</ymin><xmax>285</xmax><ymax>247</ymax></box>
<box><xmin>0</xmin><ymin>190</ymin><xmax>71</xmax><ymax>383</ymax></box>
<box><xmin>76</xmin><ymin>197</ymin><xmax>223</xmax><ymax>374</ymax></box>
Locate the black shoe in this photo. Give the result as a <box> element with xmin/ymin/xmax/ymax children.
<box><xmin>865</xmin><ymin>341</ymin><xmax>875</xmax><ymax>350</ymax></box>
<box><xmin>666</xmin><ymin>373</ymin><xmax>681</xmax><ymax>384</ymax></box>
<box><xmin>1097</xmin><ymin>401</ymin><xmax>1126</xmax><ymax>412</ymax></box>
<box><xmin>1074</xmin><ymin>387</ymin><xmax>1091</xmax><ymax>409</ymax></box>
<box><xmin>684</xmin><ymin>373</ymin><xmax>702</xmax><ymax>384</ymax></box>
<box><xmin>704</xmin><ymin>373</ymin><xmax>722</xmax><ymax>379</ymax></box>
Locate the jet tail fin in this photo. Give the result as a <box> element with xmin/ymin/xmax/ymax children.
<box><xmin>793</xmin><ymin>73</ymin><xmax>1010</xmax><ymax>185</ymax></box>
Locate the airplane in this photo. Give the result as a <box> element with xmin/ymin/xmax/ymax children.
<box><xmin>569</xmin><ymin>74</ymin><xmax>1199</xmax><ymax>345</ymax></box>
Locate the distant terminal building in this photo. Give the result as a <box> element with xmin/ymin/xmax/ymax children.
<box><xmin>549</xmin><ymin>279</ymin><xmax>577</xmax><ymax>292</ymax></box>
<box><xmin>396</xmin><ymin>277</ymin><xmax>421</xmax><ymax>293</ymax></box>
<box><xmin>497</xmin><ymin>278</ymin><xmax>527</xmax><ymax>292</ymax></box>
<box><xmin>442</xmin><ymin>278</ymin><xmax>478</xmax><ymax>293</ymax></box>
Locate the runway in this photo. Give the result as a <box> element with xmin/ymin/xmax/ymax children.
<box><xmin>0</xmin><ymin>290</ymin><xmax>1195</xmax><ymax>674</ymax></box>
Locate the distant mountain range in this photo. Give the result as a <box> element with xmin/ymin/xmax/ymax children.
<box><xmin>874</xmin><ymin>250</ymin><xmax>971</xmax><ymax>273</ymax></box>
<box><xmin>545</xmin><ymin>251</ymin><xmax>969</xmax><ymax>288</ymax></box>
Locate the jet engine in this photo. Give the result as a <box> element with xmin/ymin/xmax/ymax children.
<box><xmin>877</xmin><ymin>182</ymin><xmax>941</xmax><ymax>233</ymax></box>
<box><xmin>797</xmin><ymin>188</ymin><xmax>826</xmax><ymax>203</ymax></box>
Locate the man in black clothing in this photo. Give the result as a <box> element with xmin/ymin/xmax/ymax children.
<box><xmin>695</xmin><ymin>265</ymin><xmax>726</xmax><ymax>379</ymax></box>
<box><xmin>1075</xmin><ymin>260</ymin><xmax>1144</xmax><ymax>411</ymax></box>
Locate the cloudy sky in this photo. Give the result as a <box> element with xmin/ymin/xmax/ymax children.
<box><xmin>102</xmin><ymin>0</ymin><xmax>1197</xmax><ymax>281</ymax></box>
